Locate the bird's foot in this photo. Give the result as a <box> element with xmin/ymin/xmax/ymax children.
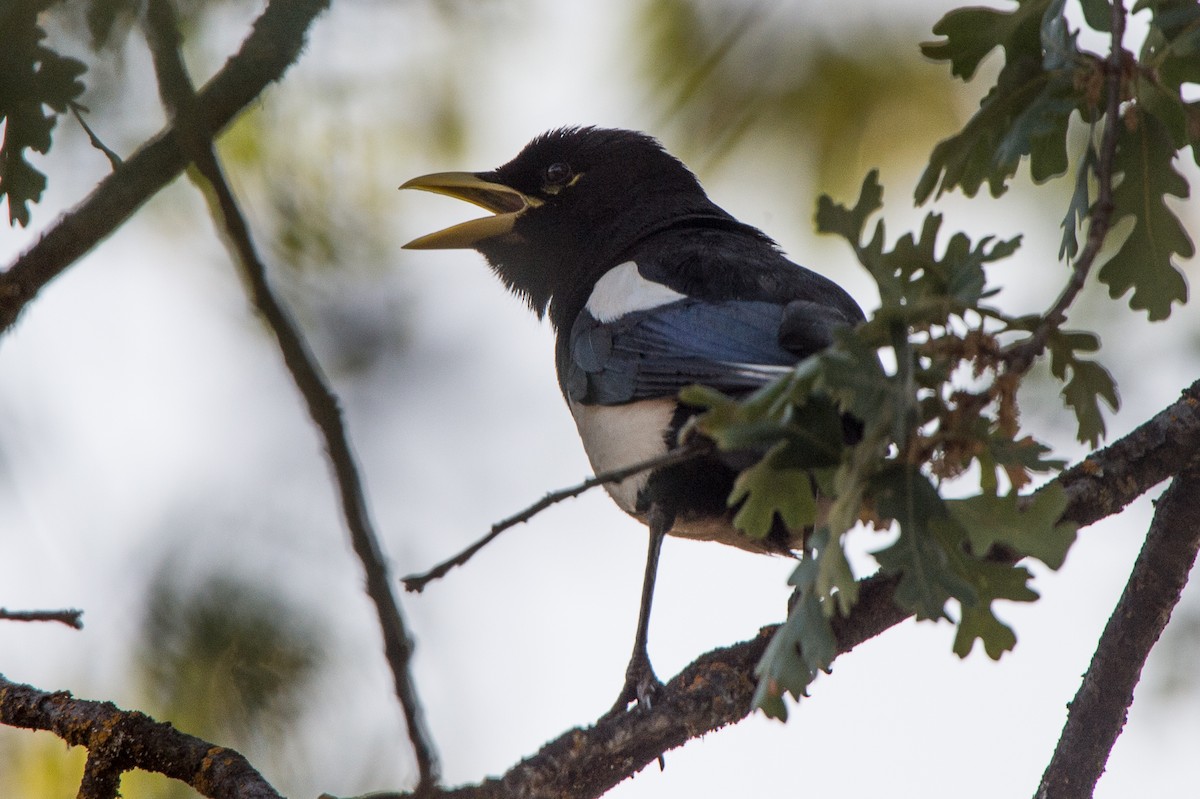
<box><xmin>607</xmin><ymin>652</ymin><xmax>663</xmax><ymax>717</ymax></box>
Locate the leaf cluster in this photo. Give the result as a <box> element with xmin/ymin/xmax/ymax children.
<box><xmin>687</xmin><ymin>0</ymin><xmax>1200</xmax><ymax>719</ymax></box>
<box><xmin>0</xmin><ymin>4</ymin><xmax>86</xmax><ymax>226</ymax></box>
<box><xmin>687</xmin><ymin>173</ymin><xmax>1078</xmax><ymax>717</ymax></box>
<box><xmin>920</xmin><ymin>0</ymin><xmax>1194</xmax><ymax>318</ymax></box>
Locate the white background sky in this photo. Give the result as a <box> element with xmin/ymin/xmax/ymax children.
<box><xmin>2</xmin><ymin>1</ymin><xmax>1198</xmax><ymax>797</ymax></box>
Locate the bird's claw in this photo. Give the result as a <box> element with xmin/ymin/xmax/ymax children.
<box><xmin>607</xmin><ymin>654</ymin><xmax>663</xmax><ymax>716</ymax></box>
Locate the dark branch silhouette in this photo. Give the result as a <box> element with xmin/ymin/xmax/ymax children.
<box><xmin>0</xmin><ymin>608</ymin><xmax>84</xmax><ymax>629</ymax></box>
<box><xmin>1036</xmin><ymin>460</ymin><xmax>1200</xmax><ymax>798</ymax></box>
<box><xmin>0</xmin><ymin>0</ymin><xmax>331</xmax><ymax>335</ymax></box>
<box><xmin>141</xmin><ymin>0</ymin><xmax>438</xmax><ymax>789</ymax></box>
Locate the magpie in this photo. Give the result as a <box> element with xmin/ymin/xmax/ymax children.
<box><xmin>401</xmin><ymin>126</ymin><xmax>863</xmax><ymax>713</ymax></box>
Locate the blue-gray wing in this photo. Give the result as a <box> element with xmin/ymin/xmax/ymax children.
<box><xmin>564</xmin><ymin>298</ymin><xmax>845</xmax><ymax>405</ymax></box>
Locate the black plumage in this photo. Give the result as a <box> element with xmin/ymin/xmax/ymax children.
<box><xmin>402</xmin><ymin>126</ymin><xmax>863</xmax><ymax>712</ymax></box>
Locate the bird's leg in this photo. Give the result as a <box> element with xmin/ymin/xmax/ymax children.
<box><xmin>609</xmin><ymin>502</ymin><xmax>674</xmax><ymax>715</ymax></box>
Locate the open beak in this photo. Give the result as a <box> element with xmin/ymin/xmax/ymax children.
<box><xmin>399</xmin><ymin>171</ymin><xmax>540</xmax><ymax>249</ymax></box>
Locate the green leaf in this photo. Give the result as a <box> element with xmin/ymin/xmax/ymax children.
<box><xmin>754</xmin><ymin>548</ymin><xmax>841</xmax><ymax>719</ymax></box>
<box><xmin>819</xmin><ymin>171</ymin><xmax>1019</xmax><ymax>322</ymax></box>
<box><xmin>0</xmin><ymin>9</ymin><xmax>87</xmax><ymax>226</ymax></box>
<box><xmin>728</xmin><ymin>444</ymin><xmax>818</xmax><ymax>538</ymax></box>
<box><xmin>945</xmin><ymin>483</ymin><xmax>1077</xmax><ymax>569</ymax></box>
<box><xmin>812</xmin><ymin>526</ymin><xmax>859</xmax><ymax>614</ymax></box>
<box><xmin>952</xmin><ymin>558</ymin><xmax>1039</xmax><ymax>658</ymax></box>
<box><xmin>1079</xmin><ymin>0</ymin><xmax>1113</xmax><ymax>32</ymax></box>
<box><xmin>815</xmin><ymin>169</ymin><xmax>884</xmax><ymax>246</ymax></box>
<box><xmin>916</xmin><ymin>0</ymin><xmax>1081</xmax><ymax>202</ymax></box>
<box><xmin>986</xmin><ymin>434</ymin><xmax>1067</xmax><ymax>474</ymax></box>
<box><xmin>870</xmin><ymin>465</ymin><xmax>976</xmax><ymax>620</ymax></box>
<box><xmin>1098</xmin><ymin>110</ymin><xmax>1193</xmax><ymax>320</ymax></box>
<box><xmin>1138</xmin><ymin>0</ymin><xmax>1200</xmax><ymax>90</ymax></box>
<box><xmin>1045</xmin><ymin>329</ymin><xmax>1119</xmax><ymax>446</ymax></box>
<box><xmin>1060</xmin><ymin>142</ymin><xmax>1097</xmax><ymax>260</ymax></box>
<box><xmin>920</xmin><ymin>0</ymin><xmax>1050</xmax><ymax>81</ymax></box>
<box><xmin>817</xmin><ymin>331</ymin><xmax>894</xmax><ymax>426</ymax></box>
<box><xmin>955</xmin><ymin>603</ymin><xmax>1018</xmax><ymax>659</ymax></box>
<box><xmin>1062</xmin><ymin>359</ymin><xmax>1121</xmax><ymax>445</ymax></box>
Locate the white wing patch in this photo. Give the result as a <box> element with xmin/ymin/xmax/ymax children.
<box><xmin>584</xmin><ymin>261</ymin><xmax>686</xmax><ymax>323</ymax></box>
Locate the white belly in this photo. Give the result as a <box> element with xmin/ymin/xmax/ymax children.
<box><xmin>567</xmin><ymin>397</ymin><xmax>804</xmax><ymax>554</ymax></box>
<box><xmin>567</xmin><ymin>397</ymin><xmax>676</xmax><ymax>515</ymax></box>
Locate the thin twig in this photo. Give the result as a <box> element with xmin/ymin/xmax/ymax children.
<box><xmin>141</xmin><ymin>0</ymin><xmax>438</xmax><ymax>789</ymax></box>
<box><xmin>403</xmin><ymin>440</ymin><xmax>713</xmax><ymax>593</ymax></box>
<box><xmin>1005</xmin><ymin>1</ymin><xmax>1127</xmax><ymax>374</ymax></box>
<box><xmin>68</xmin><ymin>101</ymin><xmax>123</xmax><ymax>169</ymax></box>
<box><xmin>0</xmin><ymin>607</ymin><xmax>84</xmax><ymax>629</ymax></box>
<box><xmin>0</xmin><ymin>0</ymin><xmax>331</xmax><ymax>336</ymax></box>
<box><xmin>1035</xmin><ymin>461</ymin><xmax>1200</xmax><ymax>799</ymax></box>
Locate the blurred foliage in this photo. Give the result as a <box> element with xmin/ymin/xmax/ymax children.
<box><xmin>0</xmin><ymin>730</ymin><xmax>88</xmax><ymax>799</ymax></box>
<box><xmin>211</xmin><ymin>95</ymin><xmax>419</xmax><ymax>376</ymax></box>
<box><xmin>124</xmin><ymin>568</ymin><xmax>325</xmax><ymax>799</ymax></box>
<box><xmin>0</xmin><ymin>568</ymin><xmax>324</xmax><ymax>799</ymax></box>
<box><xmin>637</xmin><ymin>0</ymin><xmax>965</xmax><ymax>192</ymax></box>
<box><xmin>135</xmin><ymin>570</ymin><xmax>323</xmax><ymax>742</ymax></box>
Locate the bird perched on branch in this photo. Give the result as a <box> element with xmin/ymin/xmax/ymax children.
<box><xmin>402</xmin><ymin>126</ymin><xmax>863</xmax><ymax>713</ymax></box>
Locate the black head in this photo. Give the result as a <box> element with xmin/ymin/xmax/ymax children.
<box><xmin>402</xmin><ymin>127</ymin><xmax>730</xmax><ymax>320</ymax></box>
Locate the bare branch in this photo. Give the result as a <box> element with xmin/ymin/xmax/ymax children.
<box><xmin>0</xmin><ymin>0</ymin><xmax>331</xmax><ymax>336</ymax></box>
<box><xmin>140</xmin><ymin>0</ymin><xmax>438</xmax><ymax>788</ymax></box>
<box><xmin>1036</xmin><ymin>462</ymin><xmax>1200</xmax><ymax>799</ymax></box>
<box><xmin>68</xmin><ymin>101</ymin><xmax>123</xmax><ymax>170</ymax></box>
<box><xmin>139</xmin><ymin>0</ymin><xmax>438</xmax><ymax>789</ymax></box>
<box><xmin>0</xmin><ymin>674</ymin><xmax>283</xmax><ymax>799</ymax></box>
<box><xmin>403</xmin><ymin>440</ymin><xmax>712</xmax><ymax>593</ymax></box>
<box><xmin>0</xmin><ymin>608</ymin><xmax>84</xmax><ymax>629</ymax></box>
<box><xmin>351</xmin><ymin>378</ymin><xmax>1200</xmax><ymax>799</ymax></box>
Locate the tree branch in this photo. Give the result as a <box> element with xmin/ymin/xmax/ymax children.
<box><xmin>140</xmin><ymin>0</ymin><xmax>438</xmax><ymax>790</ymax></box>
<box><xmin>0</xmin><ymin>0</ymin><xmax>331</xmax><ymax>336</ymax></box>
<box><xmin>347</xmin><ymin>378</ymin><xmax>1200</xmax><ymax>799</ymax></box>
<box><xmin>1035</xmin><ymin>461</ymin><xmax>1200</xmax><ymax>799</ymax></box>
<box><xmin>1054</xmin><ymin>379</ymin><xmax>1200</xmax><ymax>528</ymax></box>
<box><xmin>4</xmin><ymin>379</ymin><xmax>1199</xmax><ymax>799</ymax></box>
<box><xmin>0</xmin><ymin>607</ymin><xmax>83</xmax><ymax>629</ymax></box>
<box><xmin>0</xmin><ymin>674</ymin><xmax>283</xmax><ymax>799</ymax></box>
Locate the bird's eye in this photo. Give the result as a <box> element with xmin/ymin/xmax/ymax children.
<box><xmin>544</xmin><ymin>162</ymin><xmax>573</xmax><ymax>186</ymax></box>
